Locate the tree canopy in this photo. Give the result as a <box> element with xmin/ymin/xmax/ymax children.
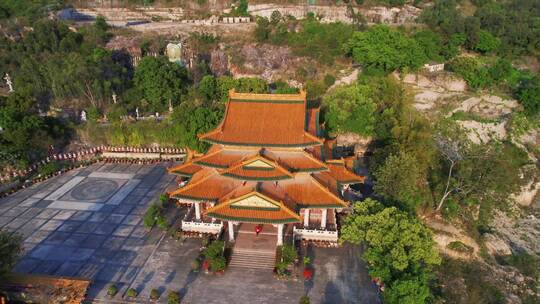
<box><xmin>0</xmin><ymin>230</ymin><xmax>22</xmax><ymax>279</ymax></box>
<box><xmin>341</xmin><ymin>199</ymin><xmax>441</xmax><ymax>304</ymax></box>
<box><xmin>133</xmin><ymin>56</ymin><xmax>189</xmax><ymax>112</ymax></box>
<box><xmin>344</xmin><ymin>25</ymin><xmax>427</xmax><ymax>74</ymax></box>
<box><xmin>323</xmin><ymin>84</ymin><xmax>376</xmax><ymax>137</ymax></box>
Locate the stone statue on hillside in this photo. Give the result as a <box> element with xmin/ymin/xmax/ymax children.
<box><xmin>80</xmin><ymin>110</ymin><xmax>87</xmax><ymax>122</ymax></box>
<box><xmin>4</xmin><ymin>73</ymin><xmax>13</xmax><ymax>92</ymax></box>
<box><xmin>135</xmin><ymin>107</ymin><xmax>140</xmax><ymax>119</ymax></box>
<box><xmin>112</xmin><ymin>92</ymin><xmax>117</xmax><ymax>104</ymax></box>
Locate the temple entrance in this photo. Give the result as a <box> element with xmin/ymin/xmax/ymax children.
<box><xmin>228</xmin><ymin>224</ymin><xmax>279</xmax><ymax>270</ymax></box>
<box><xmin>235</xmin><ymin>224</ymin><xmax>277</xmax><ymax>253</ymax></box>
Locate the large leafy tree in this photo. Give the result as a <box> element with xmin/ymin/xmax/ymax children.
<box><xmin>341</xmin><ymin>199</ymin><xmax>440</xmax><ymax>304</ymax></box>
<box><xmin>345</xmin><ymin>25</ymin><xmax>427</xmax><ymax>74</ymax></box>
<box><xmin>374</xmin><ymin>151</ymin><xmax>427</xmax><ymax>212</ymax></box>
<box><xmin>168</xmin><ymin>103</ymin><xmax>223</xmax><ymax>152</ymax></box>
<box><xmin>323</xmin><ymin>84</ymin><xmax>376</xmax><ymax>137</ymax></box>
<box><xmin>515</xmin><ymin>78</ymin><xmax>540</xmax><ymax>117</ymax></box>
<box><xmin>133</xmin><ymin>56</ymin><xmax>189</xmax><ymax>112</ymax></box>
<box><xmin>0</xmin><ymin>230</ymin><xmax>23</xmax><ymax>279</ymax></box>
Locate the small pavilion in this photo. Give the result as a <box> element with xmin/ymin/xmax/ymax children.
<box><xmin>168</xmin><ymin>90</ymin><xmax>365</xmax><ymax>245</ymax></box>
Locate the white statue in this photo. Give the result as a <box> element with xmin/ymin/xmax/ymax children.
<box><xmin>155</xmin><ymin>112</ymin><xmax>159</xmax><ymax>119</ymax></box>
<box><xmin>135</xmin><ymin>107</ymin><xmax>140</xmax><ymax>119</ymax></box>
<box><xmin>112</xmin><ymin>92</ymin><xmax>117</xmax><ymax>104</ymax></box>
<box><xmin>80</xmin><ymin>110</ymin><xmax>87</xmax><ymax>122</ymax></box>
<box><xmin>168</xmin><ymin>99</ymin><xmax>173</xmax><ymax>113</ymax></box>
<box><xmin>4</xmin><ymin>73</ymin><xmax>13</xmax><ymax>92</ymax></box>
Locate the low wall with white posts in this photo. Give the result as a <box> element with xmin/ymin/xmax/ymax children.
<box><xmin>181</xmin><ymin>220</ymin><xmax>223</xmax><ymax>235</ymax></box>
<box><xmin>0</xmin><ymin>145</ymin><xmax>186</xmax><ymax>197</ymax></box>
<box><xmin>293</xmin><ymin>226</ymin><xmax>338</xmax><ymax>242</ymax></box>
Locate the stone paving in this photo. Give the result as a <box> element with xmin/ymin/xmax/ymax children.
<box><xmin>1</xmin><ymin>162</ymin><xmax>380</xmax><ymax>303</ymax></box>
<box><xmin>0</xmin><ymin>162</ymin><xmax>177</xmax><ymax>294</ymax></box>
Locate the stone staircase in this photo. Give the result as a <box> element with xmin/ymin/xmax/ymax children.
<box><xmin>228</xmin><ymin>248</ymin><xmax>276</xmax><ymax>270</ymax></box>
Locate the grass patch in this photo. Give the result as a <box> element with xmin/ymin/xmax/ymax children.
<box><xmin>447</xmin><ymin>241</ymin><xmax>474</xmax><ymax>254</ymax></box>
<box><xmin>450</xmin><ymin>111</ymin><xmax>499</xmax><ymax>123</ymax></box>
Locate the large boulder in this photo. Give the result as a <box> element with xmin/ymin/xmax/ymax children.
<box><xmin>484</xmin><ymin>233</ymin><xmax>512</xmax><ymax>256</ymax></box>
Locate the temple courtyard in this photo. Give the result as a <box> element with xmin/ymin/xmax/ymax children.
<box><xmin>0</xmin><ymin>162</ymin><xmax>379</xmax><ymax>303</ymax></box>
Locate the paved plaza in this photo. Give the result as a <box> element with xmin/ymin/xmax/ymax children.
<box><xmin>0</xmin><ymin>162</ymin><xmax>379</xmax><ymax>303</ymax></box>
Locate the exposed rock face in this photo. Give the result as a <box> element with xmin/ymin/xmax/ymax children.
<box><xmin>219</xmin><ymin>43</ymin><xmax>307</xmax><ymax>83</ymax></box>
<box><xmin>449</xmin><ymin>95</ymin><xmax>519</xmax><ymax>119</ymax></box>
<box><xmin>457</xmin><ymin>120</ymin><xmax>507</xmax><ymax>144</ymax></box>
<box><xmin>335</xmin><ymin>132</ymin><xmax>372</xmax><ymax>155</ymax></box>
<box><xmin>512</xmin><ymin>180</ymin><xmax>540</xmax><ymax>207</ymax></box>
<box><xmin>246</xmin><ymin>4</ymin><xmax>421</xmax><ymax>24</ymax></box>
<box><xmin>210</xmin><ymin>47</ymin><xmax>229</xmax><ymax>76</ymax></box>
<box><xmin>484</xmin><ymin>233</ymin><xmax>513</xmax><ymax>256</ymax></box>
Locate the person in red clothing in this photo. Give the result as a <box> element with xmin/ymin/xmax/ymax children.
<box><xmin>255</xmin><ymin>224</ymin><xmax>263</xmax><ymax>236</ymax></box>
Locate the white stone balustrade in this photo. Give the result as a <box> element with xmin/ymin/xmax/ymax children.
<box><xmin>293</xmin><ymin>226</ymin><xmax>338</xmax><ymax>242</ymax></box>
<box><xmin>181</xmin><ymin>220</ymin><xmax>223</xmax><ymax>234</ymax></box>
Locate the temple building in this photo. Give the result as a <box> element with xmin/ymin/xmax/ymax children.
<box><xmin>168</xmin><ymin>90</ymin><xmax>365</xmax><ymax>246</ymax></box>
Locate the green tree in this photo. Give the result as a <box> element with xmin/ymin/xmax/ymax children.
<box><xmin>345</xmin><ymin>25</ymin><xmax>427</xmax><ymax>74</ymax></box>
<box><xmin>473</xmin><ymin>30</ymin><xmax>500</xmax><ymax>53</ymax></box>
<box><xmin>234</xmin><ymin>77</ymin><xmax>268</xmax><ymax>93</ymax></box>
<box><xmin>169</xmin><ymin>104</ymin><xmax>223</xmax><ymax>152</ymax></box>
<box><xmin>341</xmin><ymin>199</ymin><xmax>440</xmax><ymax>303</ymax></box>
<box><xmin>447</xmin><ymin>56</ymin><xmax>492</xmax><ymax>89</ymax></box>
<box><xmin>198</xmin><ymin>75</ymin><xmax>218</xmax><ymax>102</ymax></box>
<box><xmin>412</xmin><ymin>30</ymin><xmax>444</xmax><ymax>62</ymax></box>
<box><xmin>0</xmin><ymin>230</ymin><xmax>23</xmax><ymax>279</ymax></box>
<box><xmin>133</xmin><ymin>56</ymin><xmax>189</xmax><ymax>112</ymax></box>
<box><xmin>374</xmin><ymin>151</ymin><xmax>427</xmax><ymax>211</ymax></box>
<box><xmin>254</xmin><ymin>17</ymin><xmax>271</xmax><ymax>42</ymax></box>
<box><xmin>515</xmin><ymin>78</ymin><xmax>540</xmax><ymax>117</ymax></box>
<box><xmin>323</xmin><ymin>84</ymin><xmax>376</xmax><ymax>137</ymax></box>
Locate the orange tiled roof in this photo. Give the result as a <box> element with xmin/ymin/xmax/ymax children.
<box><xmin>199</xmin><ymin>90</ymin><xmax>323</xmax><ymax>147</ymax></box>
<box><xmin>169</xmin><ymin>168</ymin><xmax>245</xmax><ymax>202</ymax></box>
<box><xmin>206</xmin><ymin>189</ymin><xmax>301</xmax><ymax>224</ymax></box>
<box><xmin>185</xmin><ymin>147</ymin><xmax>328</xmax><ymax>173</ymax></box>
<box><xmin>192</xmin><ymin>147</ymin><xmax>252</xmax><ymax>168</ymax></box>
<box><xmin>168</xmin><ymin>162</ymin><xmax>202</xmax><ymax>177</ymax></box>
<box><xmin>326</xmin><ymin>161</ymin><xmax>365</xmax><ymax>184</ymax></box>
<box><xmin>306</xmin><ymin>108</ymin><xmax>320</xmax><ymax>136</ymax></box>
<box><xmin>263</xmin><ymin>175</ymin><xmax>347</xmax><ymax>208</ymax></box>
<box><xmin>263</xmin><ymin>149</ymin><xmax>327</xmax><ymax>172</ymax></box>
<box><xmin>221</xmin><ymin>155</ymin><xmax>293</xmax><ymax>181</ymax></box>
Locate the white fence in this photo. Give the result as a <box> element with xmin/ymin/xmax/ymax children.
<box><xmin>181</xmin><ymin>220</ymin><xmax>223</xmax><ymax>234</ymax></box>
<box><xmin>293</xmin><ymin>227</ymin><xmax>338</xmax><ymax>242</ymax></box>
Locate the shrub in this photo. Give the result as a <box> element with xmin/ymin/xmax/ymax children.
<box><xmin>281</xmin><ymin>244</ymin><xmax>297</xmax><ymax>265</ymax></box>
<box><xmin>167</xmin><ymin>291</ymin><xmax>181</xmax><ymax>304</ymax></box>
<box><xmin>38</xmin><ymin>161</ymin><xmax>61</xmax><ymax>177</ymax></box>
<box><xmin>202</xmin><ymin>240</ymin><xmax>226</xmax><ymax>272</ymax></box>
<box><xmin>447</xmin><ymin>241</ymin><xmax>474</xmax><ymax>253</ymax></box>
<box><xmin>324</xmin><ymin>74</ymin><xmax>336</xmax><ymax>87</ymax></box>
<box><xmin>107</xmin><ymin>284</ymin><xmax>118</xmax><ymax>297</ymax></box>
<box><xmin>126</xmin><ymin>288</ymin><xmax>137</xmax><ymax>298</ymax></box>
<box><xmin>299</xmin><ymin>295</ymin><xmax>310</xmax><ymax>304</ymax></box>
<box><xmin>150</xmin><ymin>288</ymin><xmax>160</xmax><ymax>300</ymax></box>
<box><xmin>143</xmin><ymin>203</ymin><xmax>161</xmax><ymax>228</ymax></box>
<box><xmin>500</xmin><ymin>252</ymin><xmax>540</xmax><ymax>279</ymax></box>
<box><xmin>447</xmin><ymin>56</ymin><xmax>493</xmax><ymax>89</ymax></box>
<box><xmin>156</xmin><ymin>214</ymin><xmax>169</xmax><ymax>230</ymax></box>
<box><xmin>159</xmin><ymin>193</ymin><xmax>169</xmax><ymax>207</ymax></box>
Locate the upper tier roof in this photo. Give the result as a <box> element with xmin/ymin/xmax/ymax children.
<box><xmin>199</xmin><ymin>90</ymin><xmax>323</xmax><ymax>148</ymax></box>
